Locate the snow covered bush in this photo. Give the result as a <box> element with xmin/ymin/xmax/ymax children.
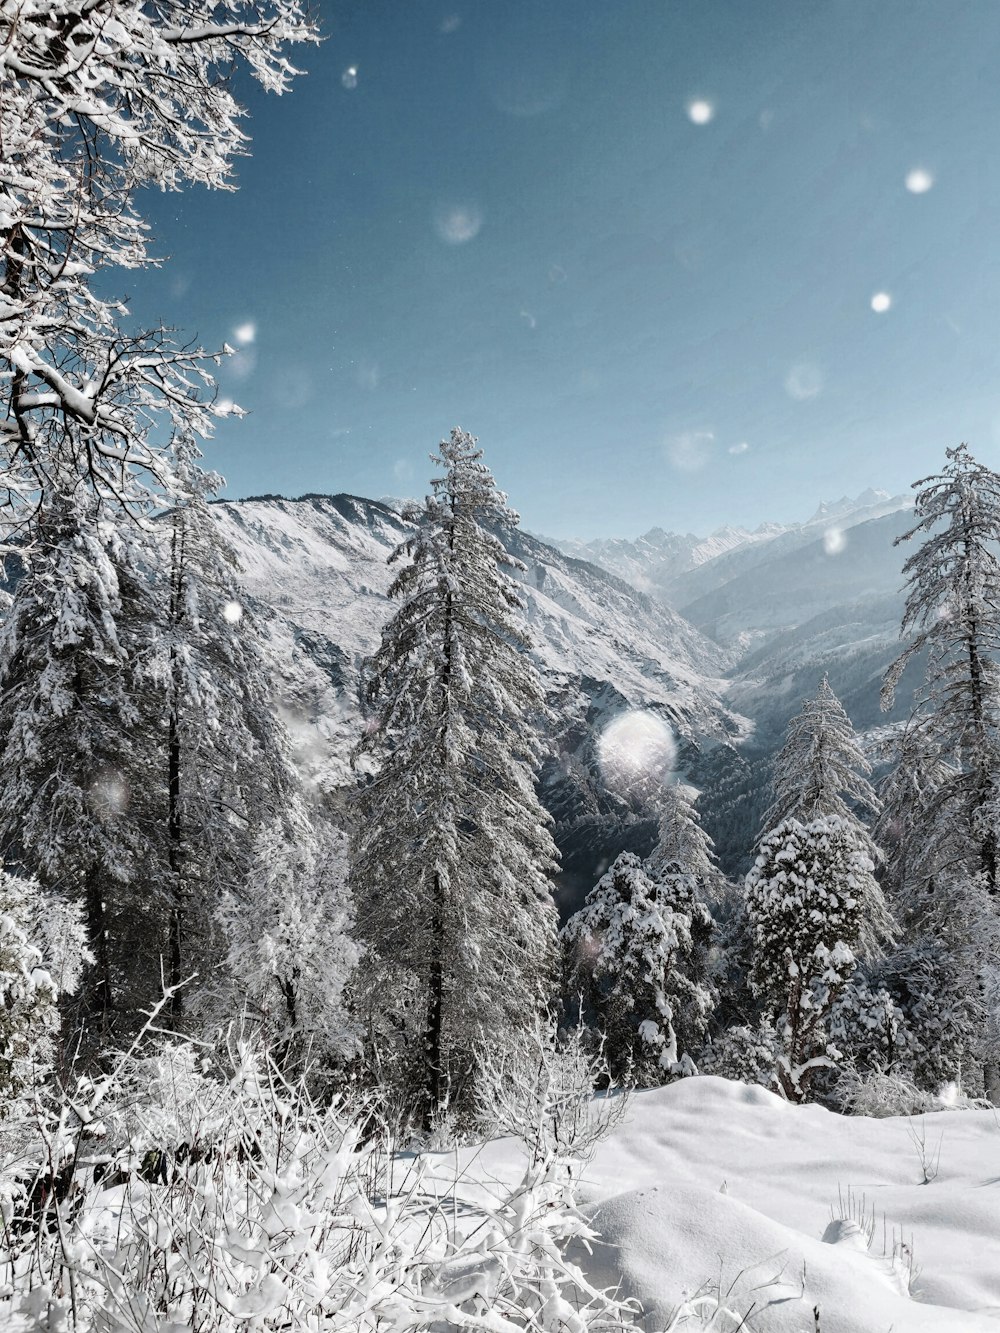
<box><xmin>0</xmin><ymin>1012</ymin><xmax>637</xmax><ymax>1333</ymax></box>
<box><xmin>563</xmin><ymin>852</ymin><xmax>711</xmax><ymax>1084</ymax></box>
<box><xmin>219</xmin><ymin>820</ymin><xmax>358</xmax><ymax>1072</ymax></box>
<box><xmin>0</xmin><ymin>871</ymin><xmax>64</xmax><ymax>1106</ymax></box>
<box><xmin>745</xmin><ymin>815</ymin><xmax>893</xmax><ymax>1101</ymax></box>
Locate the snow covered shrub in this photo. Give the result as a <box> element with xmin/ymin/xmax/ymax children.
<box><xmin>0</xmin><ymin>871</ymin><xmax>80</xmax><ymax>1107</ymax></box>
<box><xmin>745</xmin><ymin>816</ymin><xmax>893</xmax><ymax>1101</ymax></box>
<box><xmin>563</xmin><ymin>852</ymin><xmax>711</xmax><ymax>1085</ymax></box>
<box><xmin>0</xmin><ymin>1006</ymin><xmax>638</xmax><ymax>1333</ymax></box>
<box><xmin>828</xmin><ymin>977</ymin><xmax>908</xmax><ymax>1077</ymax></box>
<box><xmin>476</xmin><ymin>1017</ymin><xmax>628</xmax><ymax>1162</ymax></box>
<box><xmin>219</xmin><ymin>820</ymin><xmax>358</xmax><ymax>1073</ymax></box>
<box><xmin>699</xmin><ymin>1020</ymin><xmax>780</xmax><ymax>1087</ymax></box>
<box><xmin>833</xmin><ymin>1067</ymin><xmax>943</xmax><ymax>1117</ymax></box>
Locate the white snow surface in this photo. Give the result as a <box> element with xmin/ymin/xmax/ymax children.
<box><xmin>460</xmin><ymin>1076</ymin><xmax>1000</xmax><ymax>1332</ymax></box>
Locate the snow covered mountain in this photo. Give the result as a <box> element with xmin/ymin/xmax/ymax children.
<box><xmin>209</xmin><ymin>493</ymin><xmax>749</xmax><ymax>904</ymax></box>
<box><xmin>547</xmin><ymin>488</ymin><xmax>910</xmax><ymax>607</ymax></box>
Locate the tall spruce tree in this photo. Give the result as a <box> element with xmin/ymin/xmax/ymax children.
<box><xmin>745</xmin><ymin>815</ymin><xmax>892</xmax><ymax>1101</ymax></box>
<box><xmin>351</xmin><ymin>428</ymin><xmax>559</xmax><ymax>1129</ymax></box>
<box><xmin>0</xmin><ymin>485</ymin><xmax>162</xmax><ymax>1037</ymax></box>
<box><xmin>152</xmin><ymin>439</ymin><xmax>297</xmax><ymax>1023</ymax></box>
<box><xmin>882</xmin><ymin>443</ymin><xmax>1000</xmax><ymax>894</ymax></box>
<box><xmin>563</xmin><ymin>850</ymin><xmax>713</xmax><ymax>1084</ymax></box>
<box><xmin>764</xmin><ymin>675</ymin><xmax>880</xmax><ymax>850</ymax></box>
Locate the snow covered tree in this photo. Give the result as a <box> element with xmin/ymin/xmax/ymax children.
<box><xmin>647</xmin><ymin>780</ymin><xmax>726</xmax><ymax>903</ymax></box>
<box><xmin>351</xmin><ymin>428</ymin><xmax>559</xmax><ymax>1129</ymax></box>
<box><xmin>882</xmin><ymin>443</ymin><xmax>1000</xmax><ymax>894</ymax></box>
<box><xmin>220</xmin><ymin>819</ymin><xmax>358</xmax><ymax>1071</ymax></box>
<box><xmin>1</xmin><ymin>0</ymin><xmax>318</xmax><ymax>531</ymax></box>
<box><xmin>745</xmin><ymin>815</ymin><xmax>893</xmax><ymax>1101</ymax></box>
<box><xmin>644</xmin><ymin>781</ymin><xmax>722</xmax><ymax>1058</ymax></box>
<box><xmin>0</xmin><ymin>867</ymin><xmax>86</xmax><ymax>1106</ymax></box>
<box><xmin>563</xmin><ymin>851</ymin><xmax>711</xmax><ymax>1084</ymax></box>
<box><xmin>0</xmin><ymin>487</ymin><xmax>163</xmax><ymax>1036</ymax></box>
<box><xmin>763</xmin><ymin>675</ymin><xmax>880</xmax><ymax>853</ymax></box>
<box><xmin>150</xmin><ymin>438</ymin><xmax>302</xmax><ymax>1025</ymax></box>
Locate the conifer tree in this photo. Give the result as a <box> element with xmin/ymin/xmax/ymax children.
<box><xmin>882</xmin><ymin>443</ymin><xmax>1000</xmax><ymax>893</ymax></box>
<box><xmin>764</xmin><ymin>675</ymin><xmax>880</xmax><ymax>851</ymax></box>
<box><xmin>745</xmin><ymin>815</ymin><xmax>892</xmax><ymax>1101</ymax></box>
<box><xmin>351</xmin><ymin>428</ymin><xmax>559</xmax><ymax>1128</ymax></box>
<box><xmin>563</xmin><ymin>851</ymin><xmax>710</xmax><ymax>1083</ymax></box>
<box><xmin>644</xmin><ymin>781</ymin><xmax>721</xmax><ymax>1055</ymax></box>
<box><xmin>0</xmin><ymin>486</ymin><xmax>162</xmax><ymax>1036</ymax></box>
<box><xmin>152</xmin><ymin>439</ymin><xmax>298</xmax><ymax>1023</ymax></box>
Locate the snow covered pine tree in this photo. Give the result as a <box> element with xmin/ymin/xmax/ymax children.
<box><xmin>563</xmin><ymin>848</ymin><xmax>712</xmax><ymax>1084</ymax></box>
<box><xmin>1</xmin><ymin>0</ymin><xmax>319</xmax><ymax>1045</ymax></box>
<box><xmin>746</xmin><ymin>815</ymin><xmax>892</xmax><ymax>1101</ymax></box>
<box><xmin>878</xmin><ymin>443</ymin><xmax>1000</xmax><ymax>1098</ymax></box>
<box><xmin>741</xmin><ymin>677</ymin><xmax>891</xmax><ymax>1100</ymax></box>
<box><xmin>882</xmin><ymin>443</ymin><xmax>1000</xmax><ymax>893</ymax></box>
<box><xmin>352</xmin><ymin>428</ymin><xmax>559</xmax><ymax>1131</ymax></box>
<box><xmin>763</xmin><ymin>674</ymin><xmax>881</xmax><ymax>856</ymax></box>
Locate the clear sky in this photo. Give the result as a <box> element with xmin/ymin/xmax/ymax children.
<box><xmin>127</xmin><ymin>0</ymin><xmax>1000</xmax><ymax>538</ymax></box>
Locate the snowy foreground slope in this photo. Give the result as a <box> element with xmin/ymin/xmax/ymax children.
<box><xmin>465</xmin><ymin>1078</ymin><xmax>1000</xmax><ymax>1332</ymax></box>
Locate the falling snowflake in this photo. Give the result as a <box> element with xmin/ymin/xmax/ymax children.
<box><xmin>823</xmin><ymin>527</ymin><xmax>846</xmax><ymax>555</ymax></box>
<box><xmin>434</xmin><ymin>202</ymin><xmax>483</xmax><ymax>245</ymax></box>
<box><xmin>341</xmin><ymin>66</ymin><xmax>358</xmax><ymax>90</ymax></box>
<box><xmin>905</xmin><ymin>168</ymin><xmax>934</xmax><ymax>194</ymax></box>
<box><xmin>785</xmin><ymin>363</ymin><xmax>824</xmax><ymax>401</ymax></box>
<box><xmin>687</xmin><ymin>99</ymin><xmax>714</xmax><ymax>125</ymax></box>
<box><xmin>222</xmin><ymin>601</ymin><xmax>243</xmax><ymax>624</ymax></box>
<box><xmin>870</xmin><ymin>292</ymin><xmax>892</xmax><ymax>314</ymax></box>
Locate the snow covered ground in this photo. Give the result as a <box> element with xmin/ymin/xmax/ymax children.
<box><xmin>468</xmin><ymin>1076</ymin><xmax>1000</xmax><ymax>1331</ymax></box>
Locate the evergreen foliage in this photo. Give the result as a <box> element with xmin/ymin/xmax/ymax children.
<box><xmin>0</xmin><ymin>490</ymin><xmax>163</xmax><ymax>1035</ymax></box>
<box><xmin>351</xmin><ymin>429</ymin><xmax>559</xmax><ymax>1127</ymax></box>
<box><xmin>0</xmin><ymin>863</ymin><xmax>80</xmax><ymax>1103</ymax></box>
<box><xmin>563</xmin><ymin>850</ymin><xmax>711</xmax><ymax>1083</ymax></box>
<box><xmin>882</xmin><ymin>443</ymin><xmax>1000</xmax><ymax>892</ymax></box>
<box><xmin>152</xmin><ymin>439</ymin><xmax>300</xmax><ymax>1024</ymax></box>
<box><xmin>763</xmin><ymin>675</ymin><xmax>880</xmax><ymax>851</ymax></box>
<box><xmin>745</xmin><ymin>815</ymin><xmax>892</xmax><ymax>1101</ymax></box>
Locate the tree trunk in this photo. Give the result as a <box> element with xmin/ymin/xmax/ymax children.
<box><xmin>84</xmin><ymin>861</ymin><xmax>112</xmax><ymax>1035</ymax></box>
<box><xmin>422</xmin><ymin>885</ymin><xmax>446</xmax><ymax>1132</ymax></box>
<box><xmin>167</xmin><ymin>517</ymin><xmax>185</xmax><ymax>1021</ymax></box>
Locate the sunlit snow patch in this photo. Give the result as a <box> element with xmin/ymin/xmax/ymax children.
<box><xmin>687</xmin><ymin>99</ymin><xmax>714</xmax><ymax>125</ymax></box>
<box><xmin>434</xmin><ymin>202</ymin><xmax>483</xmax><ymax>244</ymax></box>
<box><xmin>222</xmin><ymin>600</ymin><xmax>243</xmax><ymax>624</ymax></box>
<box><xmin>597</xmin><ymin>711</ymin><xmax>676</xmax><ymax>802</ymax></box>
<box><xmin>784</xmin><ymin>363</ymin><xmax>824</xmax><ymax>401</ymax></box>
<box><xmin>870</xmin><ymin>291</ymin><xmax>892</xmax><ymax>313</ymax></box>
<box><xmin>905</xmin><ymin>167</ymin><xmax>934</xmax><ymax>194</ymax></box>
<box><xmin>823</xmin><ymin>527</ymin><xmax>846</xmax><ymax>555</ymax></box>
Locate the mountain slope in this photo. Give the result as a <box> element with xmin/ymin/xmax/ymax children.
<box><xmin>209</xmin><ymin>494</ymin><xmax>748</xmax><ymax>906</ymax></box>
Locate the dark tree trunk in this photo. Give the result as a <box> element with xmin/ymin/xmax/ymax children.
<box><xmin>84</xmin><ymin>862</ymin><xmax>112</xmax><ymax>1033</ymax></box>
<box><xmin>167</xmin><ymin>518</ymin><xmax>185</xmax><ymax>1020</ymax></box>
<box><xmin>422</xmin><ymin>886</ymin><xmax>446</xmax><ymax>1131</ymax></box>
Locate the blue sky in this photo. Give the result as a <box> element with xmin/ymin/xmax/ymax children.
<box><xmin>129</xmin><ymin>0</ymin><xmax>1000</xmax><ymax>538</ymax></box>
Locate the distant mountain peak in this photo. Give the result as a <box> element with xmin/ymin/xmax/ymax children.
<box><xmin>806</xmin><ymin>488</ymin><xmax>894</xmax><ymax>526</ymax></box>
